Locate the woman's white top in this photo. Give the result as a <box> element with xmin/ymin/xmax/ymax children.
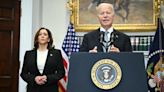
<box><xmin>37</xmin><ymin>49</ymin><xmax>48</xmax><ymax>74</ymax></box>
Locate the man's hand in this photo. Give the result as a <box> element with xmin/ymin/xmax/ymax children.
<box><xmin>109</xmin><ymin>45</ymin><xmax>120</xmax><ymax>52</ymax></box>
<box><xmin>89</xmin><ymin>46</ymin><xmax>98</xmax><ymax>53</ymax></box>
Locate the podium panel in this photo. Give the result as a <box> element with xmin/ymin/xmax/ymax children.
<box><xmin>67</xmin><ymin>52</ymin><xmax>148</xmax><ymax>92</ymax></box>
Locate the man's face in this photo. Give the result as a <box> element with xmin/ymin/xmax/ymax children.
<box><xmin>97</xmin><ymin>4</ymin><xmax>115</xmax><ymax>28</ymax></box>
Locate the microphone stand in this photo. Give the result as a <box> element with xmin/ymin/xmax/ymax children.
<box><xmin>100</xmin><ymin>32</ymin><xmax>117</xmax><ymax>52</ymax></box>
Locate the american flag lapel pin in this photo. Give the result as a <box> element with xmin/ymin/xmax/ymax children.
<box><xmin>50</xmin><ymin>53</ymin><xmax>53</xmax><ymax>56</ymax></box>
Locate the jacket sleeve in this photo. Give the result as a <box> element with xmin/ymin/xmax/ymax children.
<box><xmin>80</xmin><ymin>34</ymin><xmax>89</xmax><ymax>52</ymax></box>
<box><xmin>46</xmin><ymin>50</ymin><xmax>65</xmax><ymax>85</ymax></box>
<box><xmin>124</xmin><ymin>35</ymin><xmax>132</xmax><ymax>52</ymax></box>
<box><xmin>20</xmin><ymin>51</ymin><xmax>36</xmax><ymax>86</ymax></box>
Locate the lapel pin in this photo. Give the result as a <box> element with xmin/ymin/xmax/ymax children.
<box><xmin>50</xmin><ymin>54</ymin><xmax>53</xmax><ymax>56</ymax></box>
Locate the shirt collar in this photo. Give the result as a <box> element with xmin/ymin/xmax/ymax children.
<box><xmin>100</xmin><ymin>27</ymin><xmax>113</xmax><ymax>33</ymax></box>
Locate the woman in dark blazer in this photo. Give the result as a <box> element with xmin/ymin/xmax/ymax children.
<box><xmin>20</xmin><ymin>27</ymin><xmax>65</xmax><ymax>92</ymax></box>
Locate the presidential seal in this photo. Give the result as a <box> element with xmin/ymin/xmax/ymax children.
<box><xmin>91</xmin><ymin>59</ymin><xmax>122</xmax><ymax>90</ymax></box>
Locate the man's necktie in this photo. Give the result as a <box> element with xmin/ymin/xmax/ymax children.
<box><xmin>104</xmin><ymin>31</ymin><xmax>109</xmax><ymax>42</ymax></box>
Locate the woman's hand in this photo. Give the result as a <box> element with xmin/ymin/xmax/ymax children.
<box><xmin>35</xmin><ymin>75</ymin><xmax>47</xmax><ymax>85</ymax></box>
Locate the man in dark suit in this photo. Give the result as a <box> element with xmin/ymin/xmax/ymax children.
<box><xmin>80</xmin><ymin>3</ymin><xmax>132</xmax><ymax>52</ymax></box>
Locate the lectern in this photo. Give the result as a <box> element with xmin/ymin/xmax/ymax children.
<box><xmin>67</xmin><ymin>52</ymin><xmax>148</xmax><ymax>92</ymax></box>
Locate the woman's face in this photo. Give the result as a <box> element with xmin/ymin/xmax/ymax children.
<box><xmin>37</xmin><ymin>29</ymin><xmax>50</xmax><ymax>45</ymax></box>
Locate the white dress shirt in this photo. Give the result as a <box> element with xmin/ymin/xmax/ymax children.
<box><xmin>37</xmin><ymin>50</ymin><xmax>48</xmax><ymax>74</ymax></box>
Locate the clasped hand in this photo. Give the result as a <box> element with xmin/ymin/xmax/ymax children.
<box><xmin>35</xmin><ymin>75</ymin><xmax>47</xmax><ymax>85</ymax></box>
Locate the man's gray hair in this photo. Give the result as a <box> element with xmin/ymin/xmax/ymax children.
<box><xmin>96</xmin><ymin>3</ymin><xmax>115</xmax><ymax>15</ymax></box>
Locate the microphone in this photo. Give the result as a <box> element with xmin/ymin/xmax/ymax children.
<box><xmin>109</xmin><ymin>32</ymin><xmax>118</xmax><ymax>46</ymax></box>
<box><xmin>99</xmin><ymin>31</ymin><xmax>104</xmax><ymax>44</ymax></box>
<box><xmin>100</xmin><ymin>31</ymin><xmax>118</xmax><ymax>52</ymax></box>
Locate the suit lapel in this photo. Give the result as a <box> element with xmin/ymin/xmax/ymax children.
<box><xmin>95</xmin><ymin>29</ymin><xmax>103</xmax><ymax>52</ymax></box>
<box><xmin>112</xmin><ymin>29</ymin><xmax>125</xmax><ymax>50</ymax></box>
<box><xmin>32</xmin><ymin>50</ymin><xmax>41</xmax><ymax>74</ymax></box>
<box><xmin>42</xmin><ymin>49</ymin><xmax>53</xmax><ymax>74</ymax></box>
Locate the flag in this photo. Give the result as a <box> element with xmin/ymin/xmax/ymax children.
<box><xmin>147</xmin><ymin>18</ymin><xmax>164</xmax><ymax>92</ymax></box>
<box><xmin>59</xmin><ymin>23</ymin><xmax>80</xmax><ymax>92</ymax></box>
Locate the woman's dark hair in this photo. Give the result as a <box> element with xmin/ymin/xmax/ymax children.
<box><xmin>33</xmin><ymin>27</ymin><xmax>54</xmax><ymax>50</ymax></box>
